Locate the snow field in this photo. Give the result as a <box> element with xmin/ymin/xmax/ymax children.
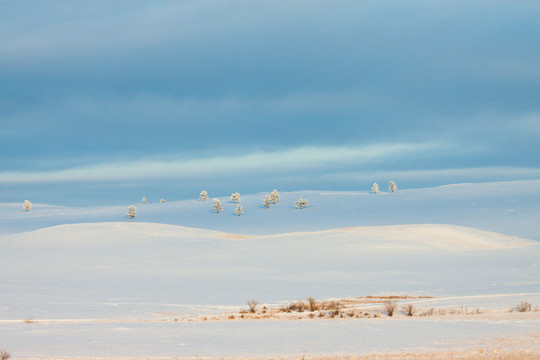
<box><xmin>1</xmin><ymin>180</ymin><xmax>540</xmax><ymax>358</ymax></box>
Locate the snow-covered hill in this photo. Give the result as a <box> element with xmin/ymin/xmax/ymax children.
<box><xmin>2</xmin><ymin>179</ymin><xmax>540</xmax><ymax>240</ymax></box>
<box><xmin>1</xmin><ymin>180</ymin><xmax>540</xmax><ymax>358</ymax></box>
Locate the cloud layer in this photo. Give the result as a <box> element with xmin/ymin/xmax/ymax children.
<box><xmin>0</xmin><ymin>142</ymin><xmax>441</xmax><ymax>183</ymax></box>
<box><xmin>0</xmin><ymin>1</ymin><xmax>538</xmax><ymax>204</ymax></box>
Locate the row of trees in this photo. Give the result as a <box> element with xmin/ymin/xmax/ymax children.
<box><xmin>136</xmin><ymin>181</ymin><xmax>397</xmax><ymax>207</ymax></box>
<box><xmin>145</xmin><ymin>181</ymin><xmax>395</xmax><ymax>218</ymax></box>
<box><xmin>132</xmin><ymin>181</ymin><xmax>397</xmax><ymax>209</ymax></box>
<box><xmin>126</xmin><ymin>188</ymin><xmax>311</xmax><ymax>218</ymax></box>
<box><xmin>20</xmin><ymin>181</ymin><xmax>397</xmax><ymax>217</ymax></box>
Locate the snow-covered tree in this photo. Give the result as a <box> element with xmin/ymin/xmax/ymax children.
<box><xmin>389</xmin><ymin>180</ymin><xmax>398</xmax><ymax>192</ymax></box>
<box><xmin>160</xmin><ymin>198</ymin><xmax>166</xmax><ymax>203</ymax></box>
<box><xmin>231</xmin><ymin>192</ymin><xmax>240</xmax><ymax>203</ymax></box>
<box><xmin>142</xmin><ymin>196</ymin><xmax>146</xmax><ymax>204</ymax></box>
<box><xmin>200</xmin><ymin>190</ymin><xmax>209</xmax><ymax>200</ymax></box>
<box><xmin>212</xmin><ymin>198</ymin><xmax>223</xmax><ymax>213</ymax></box>
<box><xmin>262</xmin><ymin>194</ymin><xmax>271</xmax><ymax>208</ymax></box>
<box><xmin>127</xmin><ymin>205</ymin><xmax>137</xmax><ymax>219</ymax></box>
<box><xmin>234</xmin><ymin>203</ymin><xmax>243</xmax><ymax>216</ymax></box>
<box><xmin>295</xmin><ymin>198</ymin><xmax>308</xmax><ymax>209</ymax></box>
<box><xmin>372</xmin><ymin>182</ymin><xmax>379</xmax><ymax>194</ymax></box>
<box><xmin>270</xmin><ymin>189</ymin><xmax>280</xmax><ymax>204</ymax></box>
<box><xmin>23</xmin><ymin>200</ymin><xmax>32</xmax><ymax>212</ymax></box>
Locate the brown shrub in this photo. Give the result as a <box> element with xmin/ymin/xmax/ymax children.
<box><xmin>517</xmin><ymin>301</ymin><xmax>532</xmax><ymax>312</ymax></box>
<box><xmin>403</xmin><ymin>303</ymin><xmax>415</xmax><ymax>316</ymax></box>
<box><xmin>308</xmin><ymin>297</ymin><xmax>318</xmax><ymax>311</ymax></box>
<box><xmin>384</xmin><ymin>301</ymin><xmax>397</xmax><ymax>317</ymax></box>
<box><xmin>247</xmin><ymin>299</ymin><xmax>259</xmax><ymax>313</ymax></box>
<box><xmin>286</xmin><ymin>300</ymin><xmax>307</xmax><ymax>312</ymax></box>
<box><xmin>320</xmin><ymin>300</ymin><xmax>342</xmax><ymax>312</ymax></box>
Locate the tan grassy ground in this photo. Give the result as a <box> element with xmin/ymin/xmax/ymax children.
<box><xmin>15</xmin><ymin>352</ymin><xmax>540</xmax><ymax>360</ymax></box>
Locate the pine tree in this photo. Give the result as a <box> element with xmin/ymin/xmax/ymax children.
<box><xmin>142</xmin><ymin>196</ymin><xmax>146</xmax><ymax>204</ymax></box>
<box><xmin>270</xmin><ymin>189</ymin><xmax>280</xmax><ymax>204</ymax></box>
<box><xmin>234</xmin><ymin>203</ymin><xmax>243</xmax><ymax>216</ymax></box>
<box><xmin>231</xmin><ymin>192</ymin><xmax>240</xmax><ymax>203</ymax></box>
<box><xmin>372</xmin><ymin>182</ymin><xmax>379</xmax><ymax>194</ymax></box>
<box><xmin>212</xmin><ymin>198</ymin><xmax>223</xmax><ymax>213</ymax></box>
<box><xmin>262</xmin><ymin>194</ymin><xmax>271</xmax><ymax>208</ymax></box>
<box><xmin>200</xmin><ymin>190</ymin><xmax>209</xmax><ymax>200</ymax></box>
<box><xmin>127</xmin><ymin>205</ymin><xmax>137</xmax><ymax>219</ymax></box>
<box><xmin>295</xmin><ymin>198</ymin><xmax>308</xmax><ymax>209</ymax></box>
<box><xmin>389</xmin><ymin>180</ymin><xmax>398</xmax><ymax>192</ymax></box>
<box><xmin>23</xmin><ymin>200</ymin><xmax>32</xmax><ymax>212</ymax></box>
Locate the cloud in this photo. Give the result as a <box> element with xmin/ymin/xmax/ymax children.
<box><xmin>0</xmin><ymin>142</ymin><xmax>442</xmax><ymax>184</ymax></box>
<box><xmin>0</xmin><ymin>0</ymin><xmax>538</xmax><ymax>202</ymax></box>
<box><xmin>319</xmin><ymin>167</ymin><xmax>540</xmax><ymax>183</ymax></box>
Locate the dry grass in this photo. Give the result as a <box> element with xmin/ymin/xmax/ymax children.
<box><xmin>0</xmin><ymin>350</ymin><xmax>10</xmax><ymax>360</ymax></box>
<box><xmin>418</xmin><ymin>307</ymin><xmax>483</xmax><ymax>317</ymax></box>
<box><xmin>189</xmin><ymin>350</ymin><xmax>540</xmax><ymax>359</ymax></box>
<box><xmin>173</xmin><ymin>295</ymin><xmax>539</xmax><ymax>323</ymax></box>
<box><xmin>277</xmin><ymin>298</ymin><xmax>346</xmax><ymax>317</ymax></box>
<box><xmin>289</xmin><ymin>351</ymin><xmax>540</xmax><ymax>359</ymax></box>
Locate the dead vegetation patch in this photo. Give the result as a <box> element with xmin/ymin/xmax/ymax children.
<box><xmin>283</xmin><ymin>350</ymin><xmax>540</xmax><ymax>359</ymax></box>
<box><xmin>419</xmin><ymin>307</ymin><xmax>483</xmax><ymax>317</ymax></box>
<box><xmin>171</xmin><ymin>296</ymin><xmax>538</xmax><ymax>323</ymax></box>
<box><xmin>515</xmin><ymin>301</ymin><xmax>539</xmax><ymax>312</ymax></box>
<box><xmin>0</xmin><ymin>350</ymin><xmax>10</xmax><ymax>360</ymax></box>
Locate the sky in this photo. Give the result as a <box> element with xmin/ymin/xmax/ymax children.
<box><xmin>1</xmin><ymin>0</ymin><xmax>539</xmax><ymax>205</ymax></box>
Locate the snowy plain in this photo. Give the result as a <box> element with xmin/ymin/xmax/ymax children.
<box><xmin>1</xmin><ymin>180</ymin><xmax>540</xmax><ymax>358</ymax></box>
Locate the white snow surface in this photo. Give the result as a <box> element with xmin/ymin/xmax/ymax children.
<box><xmin>1</xmin><ymin>180</ymin><xmax>540</xmax><ymax>358</ymax></box>
<box><xmin>2</xmin><ymin>179</ymin><xmax>540</xmax><ymax>240</ymax></box>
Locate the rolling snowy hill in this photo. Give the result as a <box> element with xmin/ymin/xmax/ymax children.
<box><xmin>1</xmin><ymin>180</ymin><xmax>539</xmax><ymax>358</ymax></box>
<box><xmin>2</xmin><ymin>179</ymin><xmax>540</xmax><ymax>240</ymax></box>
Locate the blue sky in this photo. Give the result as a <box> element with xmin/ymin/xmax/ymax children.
<box><xmin>1</xmin><ymin>1</ymin><xmax>539</xmax><ymax>205</ymax></box>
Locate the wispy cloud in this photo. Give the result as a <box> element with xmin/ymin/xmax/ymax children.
<box><xmin>0</xmin><ymin>142</ymin><xmax>442</xmax><ymax>184</ymax></box>
<box><xmin>312</xmin><ymin>167</ymin><xmax>540</xmax><ymax>186</ymax></box>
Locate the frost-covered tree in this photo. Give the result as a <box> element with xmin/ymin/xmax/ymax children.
<box><xmin>212</xmin><ymin>198</ymin><xmax>223</xmax><ymax>213</ymax></box>
<box><xmin>295</xmin><ymin>198</ymin><xmax>308</xmax><ymax>209</ymax></box>
<box><xmin>234</xmin><ymin>203</ymin><xmax>243</xmax><ymax>216</ymax></box>
<box><xmin>262</xmin><ymin>194</ymin><xmax>272</xmax><ymax>208</ymax></box>
<box><xmin>270</xmin><ymin>189</ymin><xmax>280</xmax><ymax>204</ymax></box>
<box><xmin>200</xmin><ymin>190</ymin><xmax>209</xmax><ymax>200</ymax></box>
<box><xmin>231</xmin><ymin>192</ymin><xmax>240</xmax><ymax>203</ymax></box>
<box><xmin>142</xmin><ymin>196</ymin><xmax>146</xmax><ymax>204</ymax></box>
<box><xmin>127</xmin><ymin>205</ymin><xmax>137</xmax><ymax>219</ymax></box>
<box><xmin>160</xmin><ymin>198</ymin><xmax>166</xmax><ymax>203</ymax></box>
<box><xmin>389</xmin><ymin>180</ymin><xmax>398</xmax><ymax>192</ymax></box>
<box><xmin>372</xmin><ymin>182</ymin><xmax>379</xmax><ymax>194</ymax></box>
<box><xmin>23</xmin><ymin>200</ymin><xmax>32</xmax><ymax>212</ymax></box>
